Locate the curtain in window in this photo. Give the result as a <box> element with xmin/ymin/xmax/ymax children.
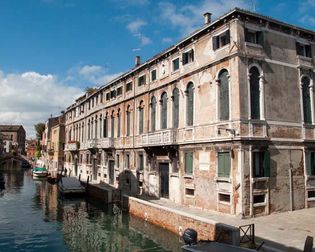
<box><xmin>186</xmin><ymin>83</ymin><xmax>194</xmax><ymax>126</ymax></box>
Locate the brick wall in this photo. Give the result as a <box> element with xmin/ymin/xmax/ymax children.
<box><xmin>124</xmin><ymin>196</ymin><xmax>240</xmax><ymax>245</ymax></box>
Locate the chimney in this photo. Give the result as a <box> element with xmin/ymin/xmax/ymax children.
<box><xmin>203</xmin><ymin>12</ymin><xmax>212</xmax><ymax>25</ymax></box>
<box><xmin>135</xmin><ymin>56</ymin><xmax>141</xmax><ymax>67</ymax></box>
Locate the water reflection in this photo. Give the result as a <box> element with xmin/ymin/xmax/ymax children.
<box><xmin>0</xmin><ymin>161</ymin><xmax>182</xmax><ymax>252</ymax></box>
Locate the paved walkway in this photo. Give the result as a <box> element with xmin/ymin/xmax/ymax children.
<box><xmin>145</xmin><ymin>198</ymin><xmax>315</xmax><ymax>252</ymax></box>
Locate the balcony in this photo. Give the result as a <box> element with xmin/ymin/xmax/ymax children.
<box><xmin>65</xmin><ymin>141</ymin><xmax>80</xmax><ymax>151</ymax></box>
<box><xmin>86</xmin><ymin>139</ymin><xmax>99</xmax><ymax>149</ymax></box>
<box><xmin>141</xmin><ymin>129</ymin><xmax>177</xmax><ymax>147</ymax></box>
<box><xmin>99</xmin><ymin>138</ymin><xmax>114</xmax><ymax>149</ymax></box>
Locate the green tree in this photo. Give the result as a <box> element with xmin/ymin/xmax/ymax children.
<box><xmin>34</xmin><ymin>123</ymin><xmax>45</xmax><ymax>141</ymax></box>
<box><xmin>85</xmin><ymin>87</ymin><xmax>97</xmax><ymax>95</ymax></box>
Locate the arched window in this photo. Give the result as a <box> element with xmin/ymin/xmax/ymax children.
<box><xmin>103</xmin><ymin>113</ymin><xmax>108</xmax><ymax>138</ymax></box>
<box><xmin>126</xmin><ymin>106</ymin><xmax>131</xmax><ymax>136</ymax></box>
<box><xmin>95</xmin><ymin>116</ymin><xmax>98</xmax><ymax>139</ymax></box>
<box><xmin>150</xmin><ymin>96</ymin><xmax>156</xmax><ymax>132</ymax></box>
<box><xmin>82</xmin><ymin>123</ymin><xmax>84</xmax><ymax>141</ymax></box>
<box><xmin>250</xmin><ymin>67</ymin><xmax>260</xmax><ymax>119</ymax></box>
<box><xmin>117</xmin><ymin>109</ymin><xmax>121</xmax><ymax>137</ymax></box>
<box><xmin>186</xmin><ymin>82</ymin><xmax>194</xmax><ymax>126</ymax></box>
<box><xmin>111</xmin><ymin>111</ymin><xmax>115</xmax><ymax>137</ymax></box>
<box><xmin>161</xmin><ymin>92</ymin><xmax>168</xmax><ymax>129</ymax></box>
<box><xmin>87</xmin><ymin>120</ymin><xmax>90</xmax><ymax>139</ymax></box>
<box><xmin>302</xmin><ymin>76</ymin><xmax>312</xmax><ymax>124</ymax></box>
<box><xmin>91</xmin><ymin>118</ymin><xmax>94</xmax><ymax>139</ymax></box>
<box><xmin>172</xmin><ymin>88</ymin><xmax>179</xmax><ymax>128</ymax></box>
<box><xmin>99</xmin><ymin>115</ymin><xmax>102</xmax><ymax>138</ymax></box>
<box><xmin>219</xmin><ymin>70</ymin><xmax>229</xmax><ymax>120</ymax></box>
<box><xmin>139</xmin><ymin>101</ymin><xmax>144</xmax><ymax>134</ymax></box>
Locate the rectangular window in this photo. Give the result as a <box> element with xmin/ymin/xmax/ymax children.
<box><xmin>106</xmin><ymin>92</ymin><xmax>110</xmax><ymax>101</ymax></box>
<box><xmin>253</xmin><ymin>150</ymin><xmax>270</xmax><ymax>177</ymax></box>
<box><xmin>182</xmin><ymin>49</ymin><xmax>194</xmax><ymax>65</ymax></box>
<box><xmin>253</xmin><ymin>194</ymin><xmax>265</xmax><ymax>204</ymax></box>
<box><xmin>308</xmin><ymin>191</ymin><xmax>315</xmax><ymax>199</ymax></box>
<box><xmin>126</xmin><ymin>82</ymin><xmax>133</xmax><ymax>92</ymax></box>
<box><xmin>185</xmin><ymin>188</ymin><xmax>195</xmax><ymax>196</ymax></box>
<box><xmin>218</xmin><ymin>152</ymin><xmax>231</xmax><ymax>178</ymax></box>
<box><xmin>151</xmin><ymin>69</ymin><xmax>157</xmax><ymax>81</ymax></box>
<box><xmin>213</xmin><ymin>30</ymin><xmax>230</xmax><ymax>50</ymax></box>
<box><xmin>110</xmin><ymin>90</ymin><xmax>116</xmax><ymax>99</ymax></box>
<box><xmin>296</xmin><ymin>42</ymin><xmax>312</xmax><ymax>58</ymax></box>
<box><xmin>219</xmin><ymin>193</ymin><xmax>230</xmax><ymax>203</ymax></box>
<box><xmin>117</xmin><ymin>87</ymin><xmax>122</xmax><ymax>96</ymax></box>
<box><xmin>305</xmin><ymin>151</ymin><xmax>315</xmax><ymax>176</ymax></box>
<box><xmin>185</xmin><ymin>152</ymin><xmax>193</xmax><ymax>175</ymax></box>
<box><xmin>138</xmin><ymin>154</ymin><xmax>144</xmax><ymax>171</ymax></box>
<box><xmin>172</xmin><ymin>58</ymin><xmax>180</xmax><ymax>71</ymax></box>
<box><xmin>245</xmin><ymin>28</ymin><xmax>263</xmax><ymax>45</ymax></box>
<box><xmin>138</xmin><ymin>75</ymin><xmax>146</xmax><ymax>86</ymax></box>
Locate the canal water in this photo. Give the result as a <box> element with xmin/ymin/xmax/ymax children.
<box><xmin>0</xmin><ymin>161</ymin><xmax>182</xmax><ymax>252</ymax></box>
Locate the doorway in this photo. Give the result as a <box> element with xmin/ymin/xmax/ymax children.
<box><xmin>159</xmin><ymin>163</ymin><xmax>169</xmax><ymax>198</ymax></box>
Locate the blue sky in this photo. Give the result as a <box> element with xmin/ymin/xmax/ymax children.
<box><xmin>0</xmin><ymin>0</ymin><xmax>314</xmax><ymax>137</ymax></box>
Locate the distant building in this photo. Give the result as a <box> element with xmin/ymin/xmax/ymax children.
<box><xmin>0</xmin><ymin>125</ymin><xmax>26</xmax><ymax>154</ymax></box>
<box><xmin>42</xmin><ymin>115</ymin><xmax>65</xmax><ymax>174</ymax></box>
<box><xmin>26</xmin><ymin>139</ymin><xmax>37</xmax><ymax>159</ymax></box>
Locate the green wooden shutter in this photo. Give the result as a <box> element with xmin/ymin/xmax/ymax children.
<box><xmin>139</xmin><ymin>108</ymin><xmax>143</xmax><ymax>134</ymax></box>
<box><xmin>126</xmin><ymin>112</ymin><xmax>130</xmax><ymax>136</ymax></box>
<box><xmin>191</xmin><ymin>49</ymin><xmax>194</xmax><ymax>62</ymax></box>
<box><xmin>218</xmin><ymin>152</ymin><xmax>230</xmax><ymax>177</ymax></box>
<box><xmin>151</xmin><ymin>99</ymin><xmax>156</xmax><ymax>132</ymax></box>
<box><xmin>258</xmin><ymin>31</ymin><xmax>264</xmax><ymax>46</ymax></box>
<box><xmin>263</xmin><ymin>150</ymin><xmax>270</xmax><ymax>177</ymax></box>
<box><xmin>302</xmin><ymin>80</ymin><xmax>312</xmax><ymax>124</ymax></box>
<box><xmin>185</xmin><ymin>153</ymin><xmax>193</xmax><ymax>175</ymax></box>
<box><xmin>117</xmin><ymin>114</ymin><xmax>120</xmax><ymax>137</ymax></box>
<box><xmin>306</xmin><ymin>152</ymin><xmax>311</xmax><ymax>176</ymax></box>
<box><xmin>213</xmin><ymin>36</ymin><xmax>218</xmax><ymax>50</ymax></box>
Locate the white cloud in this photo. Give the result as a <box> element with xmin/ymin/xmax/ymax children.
<box><xmin>127</xmin><ymin>19</ymin><xmax>146</xmax><ymax>33</ymax></box>
<box><xmin>158</xmin><ymin>0</ymin><xmax>251</xmax><ymax>35</ymax></box>
<box><xmin>162</xmin><ymin>37</ymin><xmax>173</xmax><ymax>43</ymax></box>
<box><xmin>79</xmin><ymin>65</ymin><xmax>103</xmax><ymax>76</ymax></box>
<box><xmin>0</xmin><ymin>70</ymin><xmax>82</xmax><ymax>138</ymax></box>
<box><xmin>298</xmin><ymin>0</ymin><xmax>315</xmax><ymax>27</ymax></box>
<box><xmin>126</xmin><ymin>19</ymin><xmax>152</xmax><ymax>46</ymax></box>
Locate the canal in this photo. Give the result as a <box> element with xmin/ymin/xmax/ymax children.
<box><xmin>0</xmin><ymin>161</ymin><xmax>182</xmax><ymax>252</ymax></box>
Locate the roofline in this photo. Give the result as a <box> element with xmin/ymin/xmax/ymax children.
<box><xmin>66</xmin><ymin>7</ymin><xmax>314</xmax><ymax>112</ymax></box>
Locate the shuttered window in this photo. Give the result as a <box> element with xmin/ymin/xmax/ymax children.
<box><xmin>302</xmin><ymin>77</ymin><xmax>312</xmax><ymax>124</ymax></box>
<box><xmin>161</xmin><ymin>92</ymin><xmax>168</xmax><ymax>129</ymax></box>
<box><xmin>172</xmin><ymin>88</ymin><xmax>179</xmax><ymax>128</ymax></box>
<box><xmin>182</xmin><ymin>49</ymin><xmax>194</xmax><ymax>65</ymax></box>
<box><xmin>218</xmin><ymin>152</ymin><xmax>231</xmax><ymax>178</ymax></box>
<box><xmin>151</xmin><ymin>69</ymin><xmax>157</xmax><ymax>82</ymax></box>
<box><xmin>213</xmin><ymin>30</ymin><xmax>230</xmax><ymax>50</ymax></box>
<box><xmin>245</xmin><ymin>28</ymin><xmax>264</xmax><ymax>45</ymax></box>
<box><xmin>151</xmin><ymin>97</ymin><xmax>156</xmax><ymax>132</ymax></box>
<box><xmin>186</xmin><ymin>83</ymin><xmax>194</xmax><ymax>126</ymax></box>
<box><xmin>250</xmin><ymin>67</ymin><xmax>260</xmax><ymax>119</ymax></box>
<box><xmin>253</xmin><ymin>150</ymin><xmax>270</xmax><ymax>177</ymax></box>
<box><xmin>185</xmin><ymin>152</ymin><xmax>193</xmax><ymax>175</ymax></box>
<box><xmin>99</xmin><ymin>116</ymin><xmax>102</xmax><ymax>138</ymax></box>
<box><xmin>219</xmin><ymin>70</ymin><xmax>229</xmax><ymax>121</ymax></box>
<box><xmin>305</xmin><ymin>151</ymin><xmax>315</xmax><ymax>176</ymax></box>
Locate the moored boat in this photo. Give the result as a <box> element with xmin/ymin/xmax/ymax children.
<box><xmin>32</xmin><ymin>167</ymin><xmax>48</xmax><ymax>178</ymax></box>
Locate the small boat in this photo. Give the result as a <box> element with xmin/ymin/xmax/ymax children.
<box><xmin>57</xmin><ymin>177</ymin><xmax>85</xmax><ymax>196</ymax></box>
<box><xmin>181</xmin><ymin>229</ymin><xmax>255</xmax><ymax>252</ymax></box>
<box><xmin>32</xmin><ymin>167</ymin><xmax>48</xmax><ymax>178</ymax></box>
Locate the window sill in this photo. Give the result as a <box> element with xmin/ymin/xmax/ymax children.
<box><xmin>253</xmin><ymin>202</ymin><xmax>267</xmax><ymax>207</ymax></box>
<box><xmin>171</xmin><ymin>69</ymin><xmax>180</xmax><ymax>74</ymax></box>
<box><xmin>185</xmin><ymin>194</ymin><xmax>195</xmax><ymax>198</ymax></box>
<box><xmin>182</xmin><ymin>61</ymin><xmax>194</xmax><ymax>67</ymax></box>
<box><xmin>170</xmin><ymin>173</ymin><xmax>179</xmax><ymax>177</ymax></box>
<box><xmin>297</xmin><ymin>55</ymin><xmax>312</xmax><ymax>61</ymax></box>
<box><xmin>306</xmin><ymin>175</ymin><xmax>315</xmax><ymax>180</ymax></box>
<box><xmin>218</xmin><ymin>200</ymin><xmax>231</xmax><ymax>206</ymax></box>
<box><xmin>213</xmin><ymin>44</ymin><xmax>229</xmax><ymax>53</ymax></box>
<box><xmin>215</xmin><ymin>177</ymin><xmax>231</xmax><ymax>183</ymax></box>
<box><xmin>183</xmin><ymin>175</ymin><xmax>194</xmax><ymax>179</ymax></box>
<box><xmin>245</xmin><ymin>42</ymin><xmax>263</xmax><ymax>48</ymax></box>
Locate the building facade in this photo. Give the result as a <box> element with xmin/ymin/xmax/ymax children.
<box><xmin>64</xmin><ymin>9</ymin><xmax>315</xmax><ymax>217</ymax></box>
<box><xmin>0</xmin><ymin>125</ymin><xmax>26</xmax><ymax>154</ymax></box>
